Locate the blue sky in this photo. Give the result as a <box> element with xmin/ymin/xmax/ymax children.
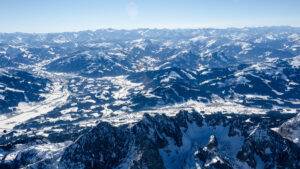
<box><xmin>0</xmin><ymin>0</ymin><xmax>300</xmax><ymax>33</ymax></box>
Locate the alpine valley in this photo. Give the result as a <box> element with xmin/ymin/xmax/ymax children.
<box><xmin>0</xmin><ymin>27</ymin><xmax>300</xmax><ymax>169</ymax></box>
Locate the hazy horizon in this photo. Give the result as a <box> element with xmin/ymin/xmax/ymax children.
<box><xmin>1</xmin><ymin>25</ymin><xmax>300</xmax><ymax>34</ymax></box>
<box><xmin>1</xmin><ymin>0</ymin><xmax>300</xmax><ymax>33</ymax></box>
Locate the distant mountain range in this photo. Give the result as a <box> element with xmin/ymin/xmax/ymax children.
<box><xmin>0</xmin><ymin>27</ymin><xmax>300</xmax><ymax>169</ymax></box>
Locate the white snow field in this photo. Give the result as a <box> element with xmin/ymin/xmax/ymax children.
<box><xmin>0</xmin><ymin>80</ymin><xmax>69</xmax><ymax>130</ymax></box>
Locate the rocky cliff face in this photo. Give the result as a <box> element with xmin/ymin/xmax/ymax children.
<box><xmin>237</xmin><ymin>126</ymin><xmax>299</xmax><ymax>168</ymax></box>
<box><xmin>58</xmin><ymin>111</ymin><xmax>300</xmax><ymax>169</ymax></box>
<box><xmin>277</xmin><ymin>113</ymin><xmax>300</xmax><ymax>146</ymax></box>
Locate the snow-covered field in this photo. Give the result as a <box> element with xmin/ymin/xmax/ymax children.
<box><xmin>0</xmin><ymin>80</ymin><xmax>69</xmax><ymax>130</ymax></box>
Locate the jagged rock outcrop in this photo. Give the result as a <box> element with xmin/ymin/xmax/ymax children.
<box><xmin>277</xmin><ymin>113</ymin><xmax>300</xmax><ymax>146</ymax></box>
<box><xmin>195</xmin><ymin>135</ymin><xmax>233</xmax><ymax>169</ymax></box>
<box><xmin>58</xmin><ymin>111</ymin><xmax>300</xmax><ymax>169</ymax></box>
<box><xmin>237</xmin><ymin>125</ymin><xmax>300</xmax><ymax>168</ymax></box>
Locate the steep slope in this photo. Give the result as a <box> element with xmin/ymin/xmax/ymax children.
<box><xmin>58</xmin><ymin>111</ymin><xmax>300</xmax><ymax>169</ymax></box>
<box><xmin>276</xmin><ymin>113</ymin><xmax>300</xmax><ymax>145</ymax></box>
